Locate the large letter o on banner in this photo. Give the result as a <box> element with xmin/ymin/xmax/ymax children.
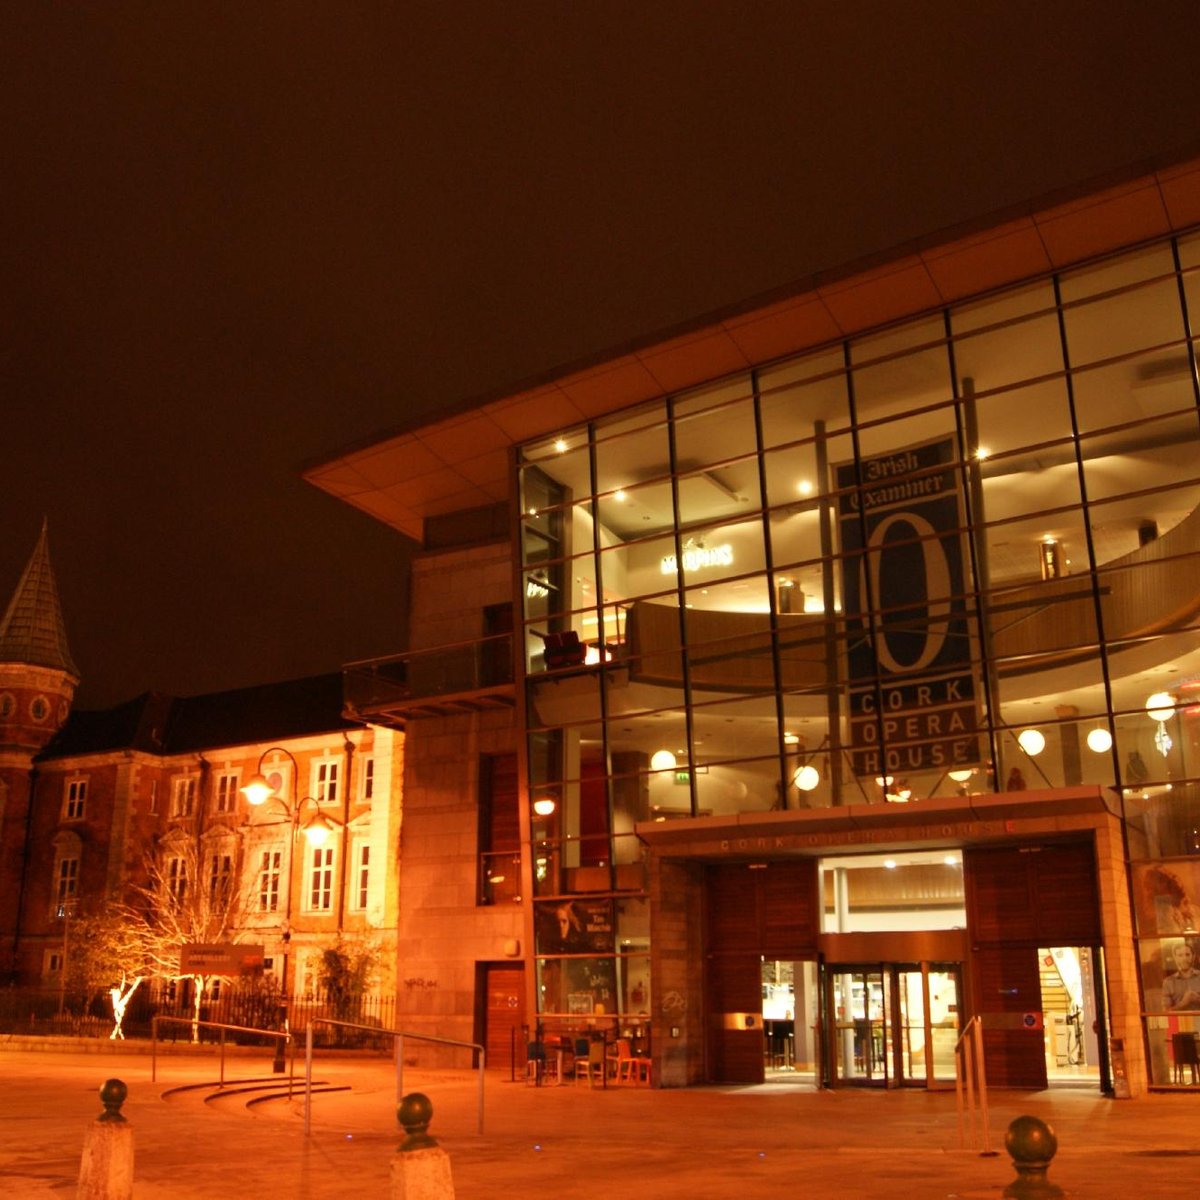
<box><xmin>863</xmin><ymin>512</ymin><xmax>952</xmax><ymax>674</ymax></box>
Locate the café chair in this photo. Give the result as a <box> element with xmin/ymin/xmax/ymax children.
<box><xmin>1172</xmin><ymin>1031</ymin><xmax>1200</xmax><ymax>1084</ymax></box>
<box><xmin>614</xmin><ymin>1037</ymin><xmax>651</xmax><ymax>1085</ymax></box>
<box><xmin>575</xmin><ymin>1038</ymin><xmax>606</xmax><ymax>1086</ymax></box>
<box><xmin>526</xmin><ymin>1040</ymin><xmax>558</xmax><ymax>1086</ymax></box>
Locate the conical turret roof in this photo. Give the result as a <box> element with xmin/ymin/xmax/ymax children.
<box><xmin>0</xmin><ymin>520</ymin><xmax>79</xmax><ymax>678</ymax></box>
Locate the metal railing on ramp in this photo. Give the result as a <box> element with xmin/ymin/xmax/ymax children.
<box><xmin>955</xmin><ymin>1015</ymin><xmax>995</xmax><ymax>1155</ymax></box>
<box><xmin>150</xmin><ymin>1016</ymin><xmax>293</xmax><ymax>1090</ymax></box>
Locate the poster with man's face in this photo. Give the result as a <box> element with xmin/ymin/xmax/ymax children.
<box><xmin>535</xmin><ymin>898</ymin><xmax>614</xmax><ymax>955</ymax></box>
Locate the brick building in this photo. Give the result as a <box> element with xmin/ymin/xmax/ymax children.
<box><xmin>0</xmin><ymin>527</ymin><xmax>403</xmax><ymax>1011</ymax></box>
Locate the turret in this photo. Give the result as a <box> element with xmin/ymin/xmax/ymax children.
<box><xmin>0</xmin><ymin>521</ymin><xmax>79</xmax><ymax>760</ymax></box>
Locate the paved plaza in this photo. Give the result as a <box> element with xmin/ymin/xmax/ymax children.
<box><xmin>2</xmin><ymin>1041</ymin><xmax>1199</xmax><ymax>1197</ymax></box>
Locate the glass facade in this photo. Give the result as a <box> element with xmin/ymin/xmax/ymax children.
<box><xmin>516</xmin><ymin>231</ymin><xmax>1200</xmax><ymax>1075</ymax></box>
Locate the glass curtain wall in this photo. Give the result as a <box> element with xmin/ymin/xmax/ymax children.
<box><xmin>517</xmin><ymin>231</ymin><xmax>1200</xmax><ymax>1052</ymax></box>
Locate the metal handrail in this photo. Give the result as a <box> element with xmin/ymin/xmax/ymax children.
<box><xmin>954</xmin><ymin>1015</ymin><xmax>993</xmax><ymax>1154</ymax></box>
<box><xmin>343</xmin><ymin>630</ymin><xmax>511</xmax><ymax>669</ymax></box>
<box><xmin>304</xmin><ymin>1018</ymin><xmax>486</xmax><ymax>1137</ymax></box>
<box><xmin>150</xmin><ymin>1015</ymin><xmax>293</xmax><ymax>1091</ymax></box>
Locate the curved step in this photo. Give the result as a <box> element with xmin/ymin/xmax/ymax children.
<box><xmin>244</xmin><ymin>1084</ymin><xmax>351</xmax><ymax>1108</ymax></box>
<box><xmin>160</xmin><ymin>1077</ymin><xmax>351</xmax><ymax>1110</ymax></box>
<box><xmin>161</xmin><ymin>1076</ymin><xmax>285</xmax><ymax>1099</ymax></box>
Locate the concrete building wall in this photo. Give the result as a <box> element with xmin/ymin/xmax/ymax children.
<box><xmin>396</xmin><ymin>541</ymin><xmax>522</xmax><ymax>1065</ymax></box>
<box><xmin>409</xmin><ymin>541</ymin><xmax>512</xmax><ymax>651</ymax></box>
<box><xmin>394</xmin><ymin>707</ymin><xmax>522</xmax><ymax>1064</ymax></box>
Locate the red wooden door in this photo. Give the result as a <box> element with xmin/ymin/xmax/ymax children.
<box><xmin>482</xmin><ymin>963</ymin><xmax>525</xmax><ymax>1072</ymax></box>
<box><xmin>705</xmin><ymin>861</ymin><xmax>819</xmax><ymax>1083</ymax></box>
<box><xmin>964</xmin><ymin>841</ymin><xmax>1100</xmax><ymax>1089</ymax></box>
<box><xmin>970</xmin><ymin>944</ymin><xmax>1047</xmax><ymax>1088</ymax></box>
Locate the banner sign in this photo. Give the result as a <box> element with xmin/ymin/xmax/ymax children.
<box><xmin>180</xmin><ymin>943</ymin><xmax>265</xmax><ymax>977</ymax></box>
<box><xmin>836</xmin><ymin>436</ymin><xmax>982</xmax><ymax>778</ymax></box>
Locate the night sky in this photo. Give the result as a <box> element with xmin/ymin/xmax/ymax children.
<box><xmin>4</xmin><ymin>4</ymin><xmax>1200</xmax><ymax>709</ymax></box>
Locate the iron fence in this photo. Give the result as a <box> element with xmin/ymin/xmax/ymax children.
<box><xmin>0</xmin><ymin>982</ymin><xmax>399</xmax><ymax>1046</ymax></box>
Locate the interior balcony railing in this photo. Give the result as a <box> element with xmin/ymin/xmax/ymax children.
<box><xmin>343</xmin><ymin>633</ymin><xmax>516</xmax><ymax>724</ymax></box>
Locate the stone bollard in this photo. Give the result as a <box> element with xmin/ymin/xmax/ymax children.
<box><xmin>77</xmin><ymin>1079</ymin><xmax>134</xmax><ymax>1200</ymax></box>
<box><xmin>1003</xmin><ymin>1114</ymin><xmax>1063</xmax><ymax>1199</ymax></box>
<box><xmin>390</xmin><ymin>1092</ymin><xmax>455</xmax><ymax>1200</ymax></box>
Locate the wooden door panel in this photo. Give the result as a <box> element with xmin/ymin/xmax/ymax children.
<box><xmin>1033</xmin><ymin>843</ymin><xmax>1100</xmax><ymax>945</ymax></box>
<box><xmin>971</xmin><ymin>944</ymin><xmax>1047</xmax><ymax>1088</ymax></box>
<box><xmin>965</xmin><ymin>841</ymin><xmax>1099</xmax><ymax>948</ymax></box>
<box><xmin>761</xmin><ymin>860</ymin><xmax>820</xmax><ymax>959</ymax></box>
<box><xmin>483</xmin><ymin>963</ymin><xmax>525</xmax><ymax>1071</ymax></box>
<box><xmin>705</xmin><ymin>862</ymin><xmax>820</xmax><ymax>1084</ymax></box>
<box><xmin>965</xmin><ymin>847</ymin><xmax>1038</xmax><ymax>942</ymax></box>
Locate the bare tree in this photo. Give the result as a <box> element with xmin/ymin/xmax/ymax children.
<box><xmin>62</xmin><ymin>906</ymin><xmax>149</xmax><ymax>1039</ymax></box>
<box><xmin>118</xmin><ymin>839</ymin><xmax>245</xmax><ymax>1043</ymax></box>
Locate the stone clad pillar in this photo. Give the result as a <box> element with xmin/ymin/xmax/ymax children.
<box><xmin>390</xmin><ymin>1092</ymin><xmax>454</xmax><ymax>1200</ymax></box>
<box><xmin>77</xmin><ymin>1079</ymin><xmax>133</xmax><ymax>1200</ymax></box>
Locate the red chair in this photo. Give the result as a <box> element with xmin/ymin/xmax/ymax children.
<box><xmin>542</xmin><ymin>630</ymin><xmax>586</xmax><ymax>669</ymax></box>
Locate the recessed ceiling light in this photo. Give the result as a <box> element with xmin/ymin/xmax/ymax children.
<box><xmin>554</xmin><ymin>438</ymin><xmax>568</xmax><ymax>453</ymax></box>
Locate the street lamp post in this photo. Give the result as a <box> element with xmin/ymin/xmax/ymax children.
<box><xmin>56</xmin><ymin>898</ymin><xmax>77</xmax><ymax>1019</ymax></box>
<box><xmin>241</xmin><ymin>746</ymin><xmax>337</xmax><ymax>1073</ymax></box>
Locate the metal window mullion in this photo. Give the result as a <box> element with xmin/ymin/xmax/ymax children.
<box><xmin>1052</xmin><ymin>273</ymin><xmax>1121</xmax><ymax>785</ymax></box>
<box><xmin>843</xmin><ymin>340</ymin><xmax>883</xmax><ymax>800</ymax></box>
<box><xmin>665</xmin><ymin>394</ymin><xmax>700</xmax><ymax>817</ymax></box>
<box><xmin>751</xmin><ymin>367</ymin><xmax>793</xmax><ymax>810</ymax></box>
<box><xmin>945</xmin><ymin>308</ymin><xmax>1001</xmax><ymax>790</ymax></box>
<box><xmin>1169</xmin><ymin>235</ymin><xmax>1200</xmax><ymax>431</ymax></box>
<box><xmin>587</xmin><ymin>422</ymin><xmax>617</xmax><ymax>885</ymax></box>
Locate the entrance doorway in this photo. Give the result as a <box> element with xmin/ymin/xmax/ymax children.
<box><xmin>761</xmin><ymin>959</ymin><xmax>819</xmax><ymax>1083</ymax></box>
<box><xmin>824</xmin><ymin>962</ymin><xmax>961</xmax><ymax>1088</ymax></box>
<box><xmin>477</xmin><ymin>962</ymin><xmax>525</xmax><ymax>1072</ymax></box>
<box><xmin>1039</xmin><ymin>945</ymin><xmax>1102</xmax><ymax>1086</ymax></box>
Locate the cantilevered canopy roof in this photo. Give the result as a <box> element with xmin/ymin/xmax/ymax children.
<box><xmin>305</xmin><ymin>157</ymin><xmax>1200</xmax><ymax>545</ymax></box>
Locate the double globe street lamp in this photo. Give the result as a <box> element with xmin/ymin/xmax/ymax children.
<box><xmin>240</xmin><ymin>746</ymin><xmax>339</xmax><ymax>1072</ymax></box>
